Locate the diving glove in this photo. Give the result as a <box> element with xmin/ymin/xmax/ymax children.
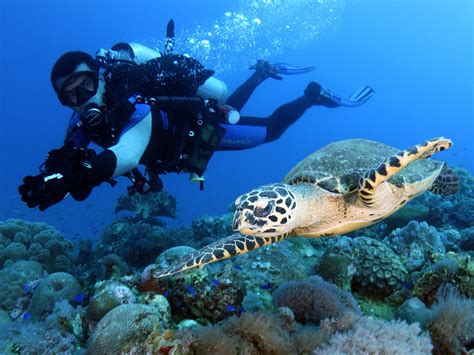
<box><xmin>19</xmin><ymin>145</ymin><xmax>111</xmax><ymax>210</ymax></box>
<box><xmin>19</xmin><ymin>172</ymin><xmax>72</xmax><ymax>211</ymax></box>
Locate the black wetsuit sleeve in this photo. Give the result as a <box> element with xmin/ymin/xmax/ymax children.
<box><xmin>217</xmin><ymin>94</ymin><xmax>314</xmax><ymax>151</ymax></box>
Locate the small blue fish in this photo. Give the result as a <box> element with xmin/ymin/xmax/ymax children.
<box><xmin>402</xmin><ymin>281</ymin><xmax>414</xmax><ymax>291</ymax></box>
<box><xmin>163</xmin><ymin>290</ymin><xmax>169</xmax><ymax>298</ymax></box>
<box><xmin>260</xmin><ymin>283</ymin><xmax>273</xmax><ymax>290</ymax></box>
<box><xmin>185</xmin><ymin>285</ymin><xmax>197</xmax><ymax>297</ymax></box>
<box><xmin>234</xmin><ymin>264</ymin><xmax>243</xmax><ymax>271</ymax></box>
<box><xmin>22</xmin><ymin>284</ymin><xmax>31</xmax><ymax>295</ymax></box>
<box><xmin>226</xmin><ymin>304</ymin><xmax>237</xmax><ymax>312</ymax></box>
<box><xmin>210</xmin><ymin>278</ymin><xmax>220</xmax><ymax>286</ymax></box>
<box><xmin>239</xmin><ymin>306</ymin><xmax>246</xmax><ymax>314</ymax></box>
<box><xmin>22</xmin><ymin>313</ymin><xmax>32</xmax><ymax>321</ymax></box>
<box><xmin>72</xmin><ymin>293</ymin><xmax>86</xmax><ymax>303</ymax></box>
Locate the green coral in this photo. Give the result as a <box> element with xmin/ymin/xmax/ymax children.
<box><xmin>0</xmin><ymin>260</ymin><xmax>43</xmax><ymax>311</ymax></box>
<box><xmin>414</xmin><ymin>254</ymin><xmax>474</xmax><ymax>306</ymax></box>
<box><xmin>316</xmin><ymin>252</ymin><xmax>354</xmax><ymax>290</ymax></box>
<box><xmin>356</xmin><ymin>296</ymin><xmax>397</xmax><ymax>320</ymax></box>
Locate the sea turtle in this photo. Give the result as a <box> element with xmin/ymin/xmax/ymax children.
<box><xmin>152</xmin><ymin>137</ymin><xmax>459</xmax><ymax>278</ymax></box>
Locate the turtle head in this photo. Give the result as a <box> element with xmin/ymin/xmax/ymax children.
<box><xmin>233</xmin><ymin>184</ymin><xmax>299</xmax><ymax>237</ymax></box>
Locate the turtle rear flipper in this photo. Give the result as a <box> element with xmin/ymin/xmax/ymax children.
<box><xmin>430</xmin><ymin>164</ymin><xmax>459</xmax><ymax>195</ymax></box>
<box><xmin>358</xmin><ymin>137</ymin><xmax>453</xmax><ymax>206</ymax></box>
<box><xmin>152</xmin><ymin>233</ymin><xmax>286</xmax><ymax>278</ymax></box>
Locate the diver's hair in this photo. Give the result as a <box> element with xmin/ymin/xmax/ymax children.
<box><xmin>50</xmin><ymin>51</ymin><xmax>98</xmax><ymax>92</ymax></box>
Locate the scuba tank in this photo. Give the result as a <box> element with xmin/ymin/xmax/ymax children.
<box><xmin>96</xmin><ymin>19</ymin><xmax>229</xmax><ymax>104</ymax></box>
<box><xmin>96</xmin><ymin>42</ymin><xmax>161</xmax><ymax>65</ymax></box>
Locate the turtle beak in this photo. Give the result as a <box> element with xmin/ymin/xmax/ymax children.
<box><xmin>232</xmin><ymin>210</ymin><xmax>242</xmax><ymax>231</ymax></box>
<box><xmin>233</xmin><ymin>210</ymin><xmax>259</xmax><ymax>235</ymax></box>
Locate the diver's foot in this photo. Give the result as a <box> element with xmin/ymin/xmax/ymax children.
<box><xmin>304</xmin><ymin>82</ymin><xmax>340</xmax><ymax>108</ymax></box>
<box><xmin>250</xmin><ymin>60</ymin><xmax>283</xmax><ymax>81</ymax></box>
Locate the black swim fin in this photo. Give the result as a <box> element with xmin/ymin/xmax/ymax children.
<box><xmin>249</xmin><ymin>60</ymin><xmax>315</xmax><ymax>80</ymax></box>
<box><xmin>164</xmin><ymin>19</ymin><xmax>175</xmax><ymax>55</ymax></box>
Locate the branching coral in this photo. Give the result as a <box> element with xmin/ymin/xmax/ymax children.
<box><xmin>317</xmin><ymin>316</ymin><xmax>433</xmax><ymax>354</ymax></box>
<box><xmin>427</xmin><ymin>284</ymin><xmax>474</xmax><ymax>354</ymax></box>
<box><xmin>115</xmin><ymin>190</ymin><xmax>177</xmax><ymax>219</ymax></box>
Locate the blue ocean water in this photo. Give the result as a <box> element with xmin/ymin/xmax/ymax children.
<box><xmin>0</xmin><ymin>0</ymin><xmax>472</xmax><ymax>240</ymax></box>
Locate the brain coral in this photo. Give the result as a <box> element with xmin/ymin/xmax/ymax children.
<box><xmin>351</xmin><ymin>237</ymin><xmax>407</xmax><ymax>298</ymax></box>
<box><xmin>27</xmin><ymin>272</ymin><xmax>82</xmax><ymax>320</ymax></box>
<box><xmin>86</xmin><ymin>281</ymin><xmax>136</xmax><ymax>322</ymax></box>
<box><xmin>86</xmin><ymin>304</ymin><xmax>167</xmax><ymax>354</ymax></box>
<box><xmin>0</xmin><ymin>219</ymin><xmax>74</xmax><ymax>273</ymax></box>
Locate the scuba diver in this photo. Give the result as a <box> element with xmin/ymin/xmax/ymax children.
<box><xmin>19</xmin><ymin>23</ymin><xmax>374</xmax><ymax>211</ymax></box>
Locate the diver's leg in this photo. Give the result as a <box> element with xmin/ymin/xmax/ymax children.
<box><xmin>225</xmin><ymin>60</ymin><xmax>278</xmax><ymax>111</ymax></box>
<box><xmin>259</xmin><ymin>94</ymin><xmax>315</xmax><ymax>142</ymax></box>
<box><xmin>216</xmin><ymin>93</ymin><xmax>314</xmax><ymax>151</ymax></box>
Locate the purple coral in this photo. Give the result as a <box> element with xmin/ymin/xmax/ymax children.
<box><xmin>272</xmin><ymin>275</ymin><xmax>359</xmax><ymax>325</ymax></box>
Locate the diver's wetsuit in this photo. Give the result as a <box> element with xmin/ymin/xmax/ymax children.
<box><xmin>66</xmin><ymin>67</ymin><xmax>316</xmax><ymax>178</ymax></box>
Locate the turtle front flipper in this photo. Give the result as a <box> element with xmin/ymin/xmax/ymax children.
<box><xmin>358</xmin><ymin>137</ymin><xmax>453</xmax><ymax>206</ymax></box>
<box><xmin>152</xmin><ymin>233</ymin><xmax>287</xmax><ymax>278</ymax></box>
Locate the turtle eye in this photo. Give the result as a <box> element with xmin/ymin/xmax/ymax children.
<box><xmin>254</xmin><ymin>201</ymin><xmax>273</xmax><ymax>218</ymax></box>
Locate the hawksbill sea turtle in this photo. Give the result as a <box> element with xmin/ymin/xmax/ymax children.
<box><xmin>151</xmin><ymin>137</ymin><xmax>459</xmax><ymax>278</ymax></box>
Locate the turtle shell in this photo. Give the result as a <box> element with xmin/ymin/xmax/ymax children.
<box><xmin>283</xmin><ymin>139</ymin><xmax>444</xmax><ymax>193</ymax></box>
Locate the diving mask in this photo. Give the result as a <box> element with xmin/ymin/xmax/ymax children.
<box><xmin>57</xmin><ymin>71</ymin><xmax>99</xmax><ymax>107</ymax></box>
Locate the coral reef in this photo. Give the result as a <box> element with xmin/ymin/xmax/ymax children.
<box><xmin>86</xmin><ymin>304</ymin><xmax>167</xmax><ymax>354</ymax></box>
<box><xmin>98</xmin><ymin>221</ymin><xmax>181</xmax><ymax>268</ymax></box>
<box><xmin>156</xmin><ymin>263</ymin><xmax>245</xmax><ymax>324</ymax></box>
<box><xmin>460</xmin><ymin>227</ymin><xmax>474</xmax><ymax>251</ymax></box>
<box><xmin>27</xmin><ymin>272</ymin><xmax>82</xmax><ymax>320</ymax></box>
<box><xmin>190</xmin><ymin>213</ymin><xmax>233</xmax><ymax>246</ymax></box>
<box><xmin>115</xmin><ymin>190</ymin><xmax>177</xmax><ymax>219</ymax></box>
<box><xmin>315</xmin><ymin>252</ymin><xmax>355</xmax><ymax>290</ymax></box>
<box><xmin>0</xmin><ymin>320</ymin><xmax>79</xmax><ymax>354</ymax></box>
<box><xmin>0</xmin><ymin>165</ymin><xmax>472</xmax><ymax>354</ymax></box>
<box><xmin>0</xmin><ymin>219</ymin><xmax>74</xmax><ymax>273</ymax></box>
<box><xmin>396</xmin><ymin>297</ymin><xmax>431</xmax><ymax>328</ymax></box>
<box><xmin>272</xmin><ymin>275</ymin><xmax>359</xmax><ymax>325</ymax></box>
<box><xmin>86</xmin><ymin>280</ymin><xmax>136</xmax><ymax>322</ymax></box>
<box><xmin>155</xmin><ymin>246</ymin><xmax>198</xmax><ymax>270</ymax></box>
<box><xmin>175</xmin><ymin>310</ymin><xmax>324</xmax><ymax>355</ymax></box>
<box><xmin>351</xmin><ymin>237</ymin><xmax>407</xmax><ymax>298</ymax></box>
<box><xmin>0</xmin><ymin>260</ymin><xmax>43</xmax><ymax>311</ymax></box>
<box><xmin>317</xmin><ymin>315</ymin><xmax>432</xmax><ymax>354</ymax></box>
<box><xmin>414</xmin><ymin>254</ymin><xmax>474</xmax><ymax>305</ymax></box>
<box><xmin>236</xmin><ymin>238</ymin><xmax>321</xmax><ymax>296</ymax></box>
<box><xmin>427</xmin><ymin>284</ymin><xmax>474</xmax><ymax>355</ymax></box>
<box><xmin>385</xmin><ymin>221</ymin><xmax>463</xmax><ymax>272</ymax></box>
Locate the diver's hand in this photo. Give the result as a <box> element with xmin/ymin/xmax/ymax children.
<box><xmin>19</xmin><ymin>172</ymin><xmax>70</xmax><ymax>211</ymax></box>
